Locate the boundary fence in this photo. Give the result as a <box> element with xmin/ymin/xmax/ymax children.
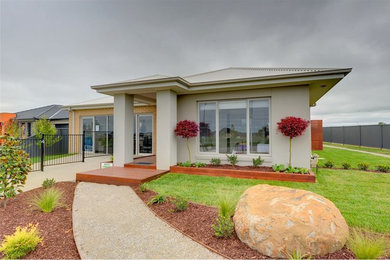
<box><xmin>16</xmin><ymin>131</ymin><xmax>112</xmax><ymax>171</ymax></box>
<box><xmin>323</xmin><ymin>124</ymin><xmax>390</xmax><ymax>149</ymax></box>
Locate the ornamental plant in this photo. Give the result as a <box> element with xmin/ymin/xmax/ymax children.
<box><xmin>174</xmin><ymin>120</ymin><xmax>199</xmax><ymax>163</ymax></box>
<box><xmin>277</xmin><ymin>116</ymin><xmax>310</xmax><ymax>167</ymax></box>
<box><xmin>0</xmin><ymin>135</ymin><xmax>31</xmax><ymax>208</ymax></box>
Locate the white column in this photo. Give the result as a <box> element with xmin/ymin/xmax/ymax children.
<box><xmin>113</xmin><ymin>94</ymin><xmax>134</xmax><ymax>167</ymax></box>
<box><xmin>156</xmin><ymin>90</ymin><xmax>177</xmax><ymax>170</ymax></box>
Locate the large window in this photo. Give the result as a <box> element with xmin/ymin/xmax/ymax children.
<box><xmin>198</xmin><ymin>98</ymin><xmax>270</xmax><ymax>154</ymax></box>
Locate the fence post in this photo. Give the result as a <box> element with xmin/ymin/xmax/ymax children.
<box><xmin>82</xmin><ymin>131</ymin><xmax>85</xmax><ymax>162</ymax></box>
<box><xmin>40</xmin><ymin>134</ymin><xmax>45</xmax><ymax>171</ymax></box>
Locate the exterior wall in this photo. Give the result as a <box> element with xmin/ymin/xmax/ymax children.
<box><xmin>68</xmin><ymin>106</ymin><xmax>157</xmax><ymax>154</ymax></box>
<box><xmin>176</xmin><ymin>86</ymin><xmax>311</xmax><ymax>168</ymax></box>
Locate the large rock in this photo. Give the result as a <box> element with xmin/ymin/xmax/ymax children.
<box><xmin>233</xmin><ymin>184</ymin><xmax>349</xmax><ymax>258</ymax></box>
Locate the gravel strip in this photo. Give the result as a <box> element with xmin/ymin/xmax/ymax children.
<box><xmin>73</xmin><ymin>182</ymin><xmax>221</xmax><ymax>259</ymax></box>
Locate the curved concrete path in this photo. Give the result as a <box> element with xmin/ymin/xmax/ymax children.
<box><xmin>73</xmin><ymin>182</ymin><xmax>221</xmax><ymax>259</ymax></box>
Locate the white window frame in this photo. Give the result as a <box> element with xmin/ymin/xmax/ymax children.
<box><xmin>197</xmin><ymin>97</ymin><xmax>271</xmax><ymax>156</ymax></box>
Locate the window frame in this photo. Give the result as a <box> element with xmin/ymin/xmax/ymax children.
<box><xmin>197</xmin><ymin>97</ymin><xmax>271</xmax><ymax>156</ymax></box>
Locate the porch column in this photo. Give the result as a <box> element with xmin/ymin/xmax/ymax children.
<box><xmin>113</xmin><ymin>93</ymin><xmax>134</xmax><ymax>167</ymax></box>
<box><xmin>156</xmin><ymin>90</ymin><xmax>177</xmax><ymax>170</ymax></box>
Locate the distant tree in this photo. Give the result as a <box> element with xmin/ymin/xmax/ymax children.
<box><xmin>378</xmin><ymin>122</ymin><xmax>386</xmax><ymax>125</ymax></box>
<box><xmin>32</xmin><ymin>117</ymin><xmax>60</xmax><ymax>146</ymax></box>
<box><xmin>4</xmin><ymin>120</ymin><xmax>21</xmax><ymax>139</ymax></box>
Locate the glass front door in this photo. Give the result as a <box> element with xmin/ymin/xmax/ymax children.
<box><xmin>133</xmin><ymin>114</ymin><xmax>153</xmax><ymax>155</ymax></box>
<box><xmin>82</xmin><ymin>117</ymin><xmax>93</xmax><ymax>152</ymax></box>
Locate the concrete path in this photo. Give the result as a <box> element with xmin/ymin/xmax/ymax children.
<box><xmin>23</xmin><ymin>156</ymin><xmax>111</xmax><ymax>191</ymax></box>
<box><xmin>73</xmin><ymin>182</ymin><xmax>220</xmax><ymax>259</ymax></box>
<box><xmin>324</xmin><ymin>144</ymin><xmax>390</xmax><ymax>159</ymax></box>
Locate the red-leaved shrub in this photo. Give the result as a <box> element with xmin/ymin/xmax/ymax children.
<box><xmin>277</xmin><ymin>116</ymin><xmax>310</xmax><ymax>166</ymax></box>
<box><xmin>174</xmin><ymin>120</ymin><xmax>199</xmax><ymax>163</ymax></box>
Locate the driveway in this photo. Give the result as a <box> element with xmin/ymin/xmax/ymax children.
<box><xmin>23</xmin><ymin>156</ymin><xmax>111</xmax><ymax>191</ymax></box>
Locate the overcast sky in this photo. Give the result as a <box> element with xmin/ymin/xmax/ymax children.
<box><xmin>1</xmin><ymin>0</ymin><xmax>389</xmax><ymax>126</ymax></box>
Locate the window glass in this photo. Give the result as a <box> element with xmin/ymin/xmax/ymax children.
<box><xmin>199</xmin><ymin>102</ymin><xmax>216</xmax><ymax>152</ymax></box>
<box><xmin>94</xmin><ymin>116</ymin><xmax>107</xmax><ymax>153</ymax></box>
<box><xmin>219</xmin><ymin>100</ymin><xmax>247</xmax><ymax>154</ymax></box>
<box><xmin>249</xmin><ymin>100</ymin><xmax>270</xmax><ymax>153</ymax></box>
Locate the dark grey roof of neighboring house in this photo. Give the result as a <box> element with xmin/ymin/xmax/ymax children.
<box><xmin>16</xmin><ymin>105</ymin><xmax>69</xmax><ymax>121</ymax></box>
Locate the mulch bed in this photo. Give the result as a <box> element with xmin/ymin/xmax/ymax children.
<box><xmin>132</xmin><ymin>185</ymin><xmax>355</xmax><ymax>259</ymax></box>
<box><xmin>0</xmin><ymin>182</ymin><xmax>80</xmax><ymax>259</ymax></box>
<box><xmin>202</xmin><ymin>164</ymin><xmax>276</xmax><ymax>172</ymax></box>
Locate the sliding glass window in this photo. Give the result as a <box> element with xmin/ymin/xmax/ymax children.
<box><xmin>199</xmin><ymin>102</ymin><xmax>216</xmax><ymax>152</ymax></box>
<box><xmin>198</xmin><ymin>98</ymin><xmax>270</xmax><ymax>155</ymax></box>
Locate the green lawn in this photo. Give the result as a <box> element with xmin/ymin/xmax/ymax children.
<box><xmin>325</xmin><ymin>142</ymin><xmax>390</xmax><ymax>156</ymax></box>
<box><xmin>30</xmin><ymin>153</ymin><xmax>76</xmax><ymax>164</ymax></box>
<box><xmin>314</xmin><ymin>147</ymin><xmax>390</xmax><ymax>170</ymax></box>
<box><xmin>146</xmin><ymin>169</ymin><xmax>390</xmax><ymax>234</ymax></box>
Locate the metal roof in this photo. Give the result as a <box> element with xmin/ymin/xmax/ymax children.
<box><xmin>16</xmin><ymin>105</ymin><xmax>68</xmax><ymax>120</ymax></box>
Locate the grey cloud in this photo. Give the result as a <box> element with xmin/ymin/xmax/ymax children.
<box><xmin>1</xmin><ymin>0</ymin><xmax>389</xmax><ymax>126</ymax></box>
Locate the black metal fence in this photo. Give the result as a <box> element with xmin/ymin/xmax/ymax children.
<box><xmin>16</xmin><ymin>131</ymin><xmax>113</xmax><ymax>171</ymax></box>
<box><xmin>323</xmin><ymin>124</ymin><xmax>390</xmax><ymax>149</ymax></box>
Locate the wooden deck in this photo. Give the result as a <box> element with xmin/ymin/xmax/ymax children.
<box><xmin>124</xmin><ymin>155</ymin><xmax>156</xmax><ymax>169</ymax></box>
<box><xmin>77</xmin><ymin>156</ymin><xmax>166</xmax><ymax>185</ymax></box>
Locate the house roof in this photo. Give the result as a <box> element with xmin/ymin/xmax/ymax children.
<box><xmin>91</xmin><ymin>67</ymin><xmax>352</xmax><ymax>106</ymax></box>
<box><xmin>16</xmin><ymin>105</ymin><xmax>69</xmax><ymax>121</ymax></box>
<box><xmin>64</xmin><ymin>96</ymin><xmax>148</xmax><ymax>110</ymax></box>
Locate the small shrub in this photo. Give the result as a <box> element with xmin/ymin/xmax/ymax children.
<box><xmin>272</xmin><ymin>164</ymin><xmax>285</xmax><ymax>172</ymax></box>
<box><xmin>178</xmin><ymin>161</ymin><xmax>192</xmax><ymax>167</ymax></box>
<box><xmin>226</xmin><ymin>154</ymin><xmax>238</xmax><ymax>166</ymax></box>
<box><xmin>139</xmin><ymin>183</ymin><xmax>147</xmax><ymax>192</ymax></box>
<box><xmin>252</xmin><ymin>156</ymin><xmax>264</xmax><ymax>167</ymax></box>
<box><xmin>357</xmin><ymin>162</ymin><xmax>369</xmax><ymax>171</ymax></box>
<box><xmin>0</xmin><ymin>224</ymin><xmax>42</xmax><ymax>259</ymax></box>
<box><xmin>210</xmin><ymin>158</ymin><xmax>221</xmax><ymax>166</ymax></box>
<box><xmin>298</xmin><ymin>168</ymin><xmax>309</xmax><ymax>174</ymax></box>
<box><xmin>193</xmin><ymin>162</ymin><xmax>206</xmax><ymax>168</ymax></box>
<box><xmin>342</xmin><ymin>162</ymin><xmax>351</xmax><ymax>169</ymax></box>
<box><xmin>31</xmin><ymin>188</ymin><xmax>63</xmax><ymax>213</ymax></box>
<box><xmin>324</xmin><ymin>160</ymin><xmax>334</xmax><ymax>168</ymax></box>
<box><xmin>147</xmin><ymin>194</ymin><xmax>167</xmax><ymax>205</ymax></box>
<box><xmin>172</xmin><ymin>196</ymin><xmax>188</xmax><ymax>212</ymax></box>
<box><xmin>42</xmin><ymin>178</ymin><xmax>56</xmax><ymax>189</ymax></box>
<box><xmin>376</xmin><ymin>164</ymin><xmax>390</xmax><ymax>172</ymax></box>
<box><xmin>212</xmin><ymin>216</ymin><xmax>234</xmax><ymax>238</ymax></box>
<box><xmin>347</xmin><ymin>229</ymin><xmax>386</xmax><ymax>259</ymax></box>
<box><xmin>286</xmin><ymin>250</ymin><xmax>311</xmax><ymax>260</ymax></box>
<box><xmin>218</xmin><ymin>199</ymin><xmax>236</xmax><ymax>218</ymax></box>
<box><xmin>285</xmin><ymin>166</ymin><xmax>300</xmax><ymax>174</ymax></box>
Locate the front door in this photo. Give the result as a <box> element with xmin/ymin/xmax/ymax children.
<box><xmin>82</xmin><ymin>117</ymin><xmax>93</xmax><ymax>152</ymax></box>
<box><xmin>134</xmin><ymin>114</ymin><xmax>153</xmax><ymax>156</ymax></box>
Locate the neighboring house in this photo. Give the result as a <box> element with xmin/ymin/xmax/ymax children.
<box><xmin>15</xmin><ymin>105</ymin><xmax>69</xmax><ymax>137</ymax></box>
<box><xmin>0</xmin><ymin>113</ymin><xmax>16</xmax><ymax>136</ymax></box>
<box><xmin>76</xmin><ymin>67</ymin><xmax>351</xmax><ymax>169</ymax></box>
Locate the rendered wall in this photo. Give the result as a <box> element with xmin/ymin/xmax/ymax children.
<box><xmin>176</xmin><ymin>86</ymin><xmax>311</xmax><ymax>168</ymax></box>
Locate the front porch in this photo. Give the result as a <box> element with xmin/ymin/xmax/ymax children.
<box><xmin>76</xmin><ymin>156</ymin><xmax>168</xmax><ymax>185</ymax></box>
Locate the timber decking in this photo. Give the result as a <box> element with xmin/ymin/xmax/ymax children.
<box><xmin>76</xmin><ymin>166</ymin><xmax>168</xmax><ymax>185</ymax></box>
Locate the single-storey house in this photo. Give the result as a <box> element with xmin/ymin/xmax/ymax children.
<box><xmin>15</xmin><ymin>104</ymin><xmax>69</xmax><ymax>137</ymax></box>
<box><xmin>67</xmin><ymin>67</ymin><xmax>351</xmax><ymax>170</ymax></box>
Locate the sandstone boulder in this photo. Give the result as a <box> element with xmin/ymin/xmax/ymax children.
<box><xmin>233</xmin><ymin>184</ymin><xmax>348</xmax><ymax>258</ymax></box>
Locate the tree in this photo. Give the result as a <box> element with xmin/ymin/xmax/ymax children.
<box><xmin>0</xmin><ymin>135</ymin><xmax>31</xmax><ymax>207</ymax></box>
<box><xmin>174</xmin><ymin>120</ymin><xmax>199</xmax><ymax>163</ymax></box>
<box><xmin>4</xmin><ymin>120</ymin><xmax>21</xmax><ymax>139</ymax></box>
<box><xmin>32</xmin><ymin>117</ymin><xmax>60</xmax><ymax>146</ymax></box>
<box><xmin>378</xmin><ymin>122</ymin><xmax>386</xmax><ymax>125</ymax></box>
<box><xmin>277</xmin><ymin>116</ymin><xmax>310</xmax><ymax>167</ymax></box>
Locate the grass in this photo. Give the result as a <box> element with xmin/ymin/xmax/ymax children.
<box><xmin>31</xmin><ymin>188</ymin><xmax>63</xmax><ymax>213</ymax></box>
<box><xmin>347</xmin><ymin>228</ymin><xmax>387</xmax><ymax>259</ymax></box>
<box><xmin>30</xmin><ymin>153</ymin><xmax>76</xmax><ymax>164</ymax></box>
<box><xmin>314</xmin><ymin>147</ymin><xmax>390</xmax><ymax>170</ymax></box>
<box><xmin>147</xmin><ymin>169</ymin><xmax>390</xmax><ymax>233</ymax></box>
<box><xmin>324</xmin><ymin>142</ymin><xmax>390</xmax><ymax>156</ymax></box>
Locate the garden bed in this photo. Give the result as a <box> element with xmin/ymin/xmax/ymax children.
<box><xmin>133</xmin><ymin>186</ymin><xmax>355</xmax><ymax>259</ymax></box>
<box><xmin>0</xmin><ymin>182</ymin><xmax>80</xmax><ymax>259</ymax></box>
<box><xmin>170</xmin><ymin>165</ymin><xmax>316</xmax><ymax>183</ymax></box>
